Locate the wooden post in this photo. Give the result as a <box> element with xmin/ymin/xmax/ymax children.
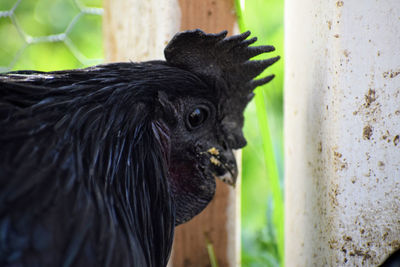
<box><xmin>285</xmin><ymin>0</ymin><xmax>400</xmax><ymax>265</ymax></box>
<box><xmin>103</xmin><ymin>1</ymin><xmax>240</xmax><ymax>266</ymax></box>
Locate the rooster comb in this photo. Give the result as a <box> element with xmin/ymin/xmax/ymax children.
<box><xmin>164</xmin><ymin>29</ymin><xmax>279</xmax><ymax>107</ymax></box>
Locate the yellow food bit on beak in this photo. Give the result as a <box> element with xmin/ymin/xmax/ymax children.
<box><xmin>208</xmin><ymin>147</ymin><xmax>220</xmax><ymax>156</ymax></box>
<box><xmin>210</xmin><ymin>156</ymin><xmax>221</xmax><ymax>166</ymax></box>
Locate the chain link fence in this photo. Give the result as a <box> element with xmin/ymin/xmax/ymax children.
<box><xmin>0</xmin><ymin>0</ymin><xmax>103</xmax><ymax>72</ymax></box>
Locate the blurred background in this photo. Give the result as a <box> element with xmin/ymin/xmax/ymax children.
<box><xmin>0</xmin><ymin>0</ymin><xmax>284</xmax><ymax>266</ymax></box>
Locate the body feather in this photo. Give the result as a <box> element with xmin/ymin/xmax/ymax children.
<box><xmin>0</xmin><ymin>63</ymin><xmax>181</xmax><ymax>266</ymax></box>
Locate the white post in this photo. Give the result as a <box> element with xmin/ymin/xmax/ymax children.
<box><xmin>285</xmin><ymin>0</ymin><xmax>400</xmax><ymax>266</ymax></box>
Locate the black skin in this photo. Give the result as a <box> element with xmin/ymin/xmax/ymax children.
<box><xmin>0</xmin><ymin>30</ymin><xmax>278</xmax><ymax>266</ymax></box>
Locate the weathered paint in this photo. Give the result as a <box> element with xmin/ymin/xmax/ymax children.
<box><xmin>285</xmin><ymin>0</ymin><xmax>400</xmax><ymax>265</ymax></box>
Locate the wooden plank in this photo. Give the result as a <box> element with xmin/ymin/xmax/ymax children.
<box><xmin>170</xmin><ymin>2</ymin><xmax>239</xmax><ymax>267</ymax></box>
<box><xmin>178</xmin><ymin>0</ymin><xmax>236</xmax><ymax>33</ymax></box>
<box><xmin>103</xmin><ymin>1</ymin><xmax>240</xmax><ymax>266</ymax></box>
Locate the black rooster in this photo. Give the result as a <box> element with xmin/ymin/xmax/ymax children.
<box><xmin>380</xmin><ymin>249</ymin><xmax>400</xmax><ymax>267</ymax></box>
<box><xmin>0</xmin><ymin>30</ymin><xmax>279</xmax><ymax>266</ymax></box>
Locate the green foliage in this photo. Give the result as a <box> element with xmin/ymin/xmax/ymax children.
<box><xmin>0</xmin><ymin>0</ymin><xmax>103</xmax><ymax>72</ymax></box>
<box><xmin>12</xmin><ymin>42</ymin><xmax>81</xmax><ymax>70</ymax></box>
<box><xmin>14</xmin><ymin>0</ymin><xmax>79</xmax><ymax>37</ymax></box>
<box><xmin>235</xmin><ymin>0</ymin><xmax>284</xmax><ymax>266</ymax></box>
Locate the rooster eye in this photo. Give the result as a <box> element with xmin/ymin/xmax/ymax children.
<box><xmin>187</xmin><ymin>106</ymin><xmax>209</xmax><ymax>129</ymax></box>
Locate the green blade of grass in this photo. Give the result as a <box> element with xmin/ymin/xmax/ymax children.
<box><xmin>254</xmin><ymin>88</ymin><xmax>284</xmax><ymax>265</ymax></box>
<box><xmin>206</xmin><ymin>238</ymin><xmax>219</xmax><ymax>267</ymax></box>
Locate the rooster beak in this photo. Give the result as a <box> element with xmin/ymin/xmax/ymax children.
<box><xmin>216</xmin><ymin>163</ymin><xmax>237</xmax><ymax>186</ymax></box>
<box><xmin>207</xmin><ymin>147</ymin><xmax>238</xmax><ymax>186</ymax></box>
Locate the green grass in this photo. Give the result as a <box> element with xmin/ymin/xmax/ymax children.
<box><xmin>235</xmin><ymin>0</ymin><xmax>284</xmax><ymax>266</ymax></box>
